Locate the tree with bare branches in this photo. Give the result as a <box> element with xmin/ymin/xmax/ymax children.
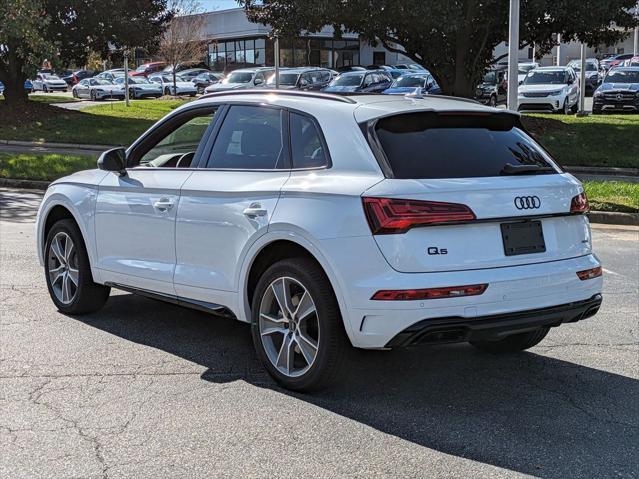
<box><xmin>158</xmin><ymin>0</ymin><xmax>208</xmax><ymax>95</ymax></box>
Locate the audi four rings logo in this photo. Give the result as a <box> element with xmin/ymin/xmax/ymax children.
<box><xmin>514</xmin><ymin>196</ymin><xmax>541</xmax><ymax>210</ymax></box>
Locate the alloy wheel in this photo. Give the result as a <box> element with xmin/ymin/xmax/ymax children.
<box><xmin>258</xmin><ymin>277</ymin><xmax>320</xmax><ymax>378</ymax></box>
<box><xmin>47</xmin><ymin>232</ymin><xmax>79</xmax><ymax>304</ymax></box>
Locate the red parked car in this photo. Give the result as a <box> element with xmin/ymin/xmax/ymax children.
<box><xmin>130</xmin><ymin>62</ymin><xmax>166</xmax><ymax>77</ymax></box>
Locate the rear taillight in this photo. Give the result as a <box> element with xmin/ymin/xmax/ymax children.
<box><xmin>372</xmin><ymin>284</ymin><xmax>488</xmax><ymax>301</ymax></box>
<box><xmin>576</xmin><ymin>266</ymin><xmax>602</xmax><ymax>280</ymax></box>
<box><xmin>363</xmin><ymin>197</ymin><xmax>476</xmax><ymax>234</ymax></box>
<box><xmin>570</xmin><ymin>192</ymin><xmax>589</xmax><ymax>214</ymax></box>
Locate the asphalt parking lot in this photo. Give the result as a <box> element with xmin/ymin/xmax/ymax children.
<box><xmin>1</xmin><ymin>188</ymin><xmax>637</xmax><ymax>479</ymax></box>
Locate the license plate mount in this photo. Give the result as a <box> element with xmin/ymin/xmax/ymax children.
<box><xmin>501</xmin><ymin>220</ymin><xmax>546</xmax><ymax>256</ymax></box>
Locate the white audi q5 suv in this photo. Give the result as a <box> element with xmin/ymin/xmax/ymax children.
<box><xmin>36</xmin><ymin>90</ymin><xmax>603</xmax><ymax>391</ymax></box>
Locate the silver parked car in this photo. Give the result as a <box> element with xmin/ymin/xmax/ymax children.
<box><xmin>72</xmin><ymin>78</ymin><xmax>124</xmax><ymax>100</ymax></box>
<box><xmin>114</xmin><ymin>76</ymin><xmax>163</xmax><ymax>99</ymax></box>
<box><xmin>204</xmin><ymin>67</ymin><xmax>274</xmax><ymax>93</ymax></box>
<box><xmin>32</xmin><ymin>73</ymin><xmax>68</xmax><ymax>93</ymax></box>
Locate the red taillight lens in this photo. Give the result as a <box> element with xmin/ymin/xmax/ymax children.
<box><xmin>570</xmin><ymin>192</ymin><xmax>589</xmax><ymax>214</ymax></box>
<box><xmin>371</xmin><ymin>284</ymin><xmax>488</xmax><ymax>301</ymax></box>
<box><xmin>363</xmin><ymin>197</ymin><xmax>476</xmax><ymax>234</ymax></box>
<box><xmin>576</xmin><ymin>266</ymin><xmax>602</xmax><ymax>281</ymax></box>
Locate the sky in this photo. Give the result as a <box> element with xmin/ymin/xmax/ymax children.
<box><xmin>199</xmin><ymin>0</ymin><xmax>240</xmax><ymax>12</ymax></box>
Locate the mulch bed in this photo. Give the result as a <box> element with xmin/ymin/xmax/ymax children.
<box><xmin>0</xmin><ymin>101</ymin><xmax>81</xmax><ymax>123</ymax></box>
<box><xmin>520</xmin><ymin>115</ymin><xmax>570</xmax><ymax>137</ymax></box>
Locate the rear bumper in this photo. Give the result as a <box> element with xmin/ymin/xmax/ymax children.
<box><xmin>386</xmin><ymin>294</ymin><xmax>602</xmax><ymax>348</ymax></box>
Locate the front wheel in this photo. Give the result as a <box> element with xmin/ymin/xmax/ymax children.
<box><xmin>44</xmin><ymin>219</ymin><xmax>110</xmax><ymax>315</ymax></box>
<box><xmin>562</xmin><ymin>98</ymin><xmax>571</xmax><ymax>115</ymax></box>
<box><xmin>251</xmin><ymin>258</ymin><xmax>349</xmax><ymax>391</ymax></box>
<box><xmin>164</xmin><ymin>87</ymin><xmax>171</xmax><ymax>96</ymax></box>
<box><xmin>489</xmin><ymin>95</ymin><xmax>497</xmax><ymax>107</ymax></box>
<box><xmin>470</xmin><ymin>327</ymin><xmax>549</xmax><ymax>354</ymax></box>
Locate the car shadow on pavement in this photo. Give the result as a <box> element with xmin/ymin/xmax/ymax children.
<box><xmin>76</xmin><ymin>293</ymin><xmax>638</xmax><ymax>479</ymax></box>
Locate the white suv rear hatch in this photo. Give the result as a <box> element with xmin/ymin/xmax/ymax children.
<box><xmin>361</xmin><ymin>109</ymin><xmax>591</xmax><ymax>273</ymax></box>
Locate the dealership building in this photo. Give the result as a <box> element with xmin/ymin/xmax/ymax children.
<box><xmin>198</xmin><ymin>8</ymin><xmax>412</xmax><ymax>71</ymax></box>
<box><xmin>194</xmin><ymin>7</ymin><xmax>637</xmax><ymax>72</ymax></box>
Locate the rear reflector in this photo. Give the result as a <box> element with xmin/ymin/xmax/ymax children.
<box><xmin>363</xmin><ymin>197</ymin><xmax>476</xmax><ymax>234</ymax></box>
<box><xmin>570</xmin><ymin>192</ymin><xmax>589</xmax><ymax>214</ymax></box>
<box><xmin>576</xmin><ymin>266</ymin><xmax>602</xmax><ymax>281</ymax></box>
<box><xmin>371</xmin><ymin>284</ymin><xmax>488</xmax><ymax>301</ymax></box>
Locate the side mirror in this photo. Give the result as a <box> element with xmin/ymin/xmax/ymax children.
<box><xmin>97</xmin><ymin>148</ymin><xmax>127</xmax><ymax>176</ymax></box>
<box><xmin>254</xmin><ymin>78</ymin><xmax>263</xmax><ymax>85</ymax></box>
<box><xmin>567</xmin><ymin>78</ymin><xmax>574</xmax><ymax>85</ymax></box>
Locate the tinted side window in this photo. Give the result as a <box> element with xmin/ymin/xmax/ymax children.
<box><xmin>209</xmin><ymin>106</ymin><xmax>286</xmax><ymax>170</ymax></box>
<box><xmin>374</xmin><ymin>112</ymin><xmax>556</xmax><ymax>179</ymax></box>
<box><xmin>290</xmin><ymin>113</ymin><xmax>327</xmax><ymax>169</ymax></box>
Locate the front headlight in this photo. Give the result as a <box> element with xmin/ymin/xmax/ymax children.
<box><xmin>547</xmin><ymin>89</ymin><xmax>563</xmax><ymax>96</ymax></box>
<box><xmin>594</xmin><ymin>90</ymin><xmax>603</xmax><ymax>97</ymax></box>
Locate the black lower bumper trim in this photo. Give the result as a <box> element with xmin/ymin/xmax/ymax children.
<box><xmin>385</xmin><ymin>294</ymin><xmax>602</xmax><ymax>348</ymax></box>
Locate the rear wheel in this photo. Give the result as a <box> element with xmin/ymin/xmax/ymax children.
<box><xmin>470</xmin><ymin>327</ymin><xmax>549</xmax><ymax>353</ymax></box>
<box><xmin>43</xmin><ymin>85</ymin><xmax>49</xmax><ymax>93</ymax></box>
<box><xmin>90</xmin><ymin>90</ymin><xmax>96</xmax><ymax>101</ymax></box>
<box><xmin>251</xmin><ymin>257</ymin><xmax>348</xmax><ymax>391</ymax></box>
<box><xmin>44</xmin><ymin>219</ymin><xmax>110</xmax><ymax>315</ymax></box>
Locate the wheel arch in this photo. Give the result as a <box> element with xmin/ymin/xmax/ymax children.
<box><xmin>237</xmin><ymin>231</ymin><xmax>355</xmax><ymax>343</ymax></box>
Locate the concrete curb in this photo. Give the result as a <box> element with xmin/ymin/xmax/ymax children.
<box><xmin>0</xmin><ymin>178</ymin><xmax>50</xmax><ymax>190</ymax></box>
<box><xmin>0</xmin><ymin>140</ymin><xmax>119</xmax><ymax>151</ymax></box>
<box><xmin>564</xmin><ymin>166</ymin><xmax>638</xmax><ymax>177</ymax></box>
<box><xmin>588</xmin><ymin>211</ymin><xmax>639</xmax><ymax>226</ymax></box>
<box><xmin>2</xmin><ymin>177</ymin><xmax>637</xmax><ymax>226</ymax></box>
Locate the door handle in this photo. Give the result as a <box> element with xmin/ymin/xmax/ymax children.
<box><xmin>243</xmin><ymin>203</ymin><xmax>267</xmax><ymax>219</ymax></box>
<box><xmin>153</xmin><ymin>198</ymin><xmax>174</xmax><ymax>211</ymax></box>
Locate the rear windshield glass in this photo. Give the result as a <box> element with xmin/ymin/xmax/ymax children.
<box><xmin>373</xmin><ymin>112</ymin><xmax>557</xmax><ymax>179</ymax></box>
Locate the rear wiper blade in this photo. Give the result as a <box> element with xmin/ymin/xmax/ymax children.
<box><xmin>499</xmin><ymin>163</ymin><xmax>555</xmax><ymax>175</ymax></box>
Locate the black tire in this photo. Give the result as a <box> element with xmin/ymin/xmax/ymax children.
<box><xmin>72</xmin><ymin>89</ymin><xmax>78</xmax><ymax>98</ymax></box>
<box><xmin>251</xmin><ymin>257</ymin><xmax>349</xmax><ymax>392</ymax></box>
<box><xmin>470</xmin><ymin>327</ymin><xmax>549</xmax><ymax>354</ymax></box>
<box><xmin>43</xmin><ymin>85</ymin><xmax>49</xmax><ymax>93</ymax></box>
<box><xmin>164</xmin><ymin>87</ymin><xmax>171</xmax><ymax>96</ymax></box>
<box><xmin>44</xmin><ymin>219</ymin><xmax>110</xmax><ymax>315</ymax></box>
<box><xmin>562</xmin><ymin>98</ymin><xmax>570</xmax><ymax>115</ymax></box>
<box><xmin>90</xmin><ymin>90</ymin><xmax>96</xmax><ymax>101</ymax></box>
<box><xmin>489</xmin><ymin>95</ymin><xmax>497</xmax><ymax>107</ymax></box>
<box><xmin>129</xmin><ymin>88</ymin><xmax>136</xmax><ymax>99</ymax></box>
<box><xmin>570</xmin><ymin>100</ymin><xmax>579</xmax><ymax>113</ymax></box>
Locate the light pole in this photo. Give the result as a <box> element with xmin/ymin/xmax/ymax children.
<box><xmin>556</xmin><ymin>34</ymin><xmax>562</xmax><ymax>66</ymax></box>
<box><xmin>274</xmin><ymin>35</ymin><xmax>280</xmax><ymax>89</ymax></box>
<box><xmin>507</xmin><ymin>0</ymin><xmax>520</xmax><ymax>111</ymax></box>
<box><xmin>124</xmin><ymin>53</ymin><xmax>130</xmax><ymax>107</ymax></box>
<box><xmin>578</xmin><ymin>42</ymin><xmax>587</xmax><ymax>115</ymax></box>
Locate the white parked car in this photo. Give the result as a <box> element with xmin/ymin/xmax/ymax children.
<box><xmin>35</xmin><ymin>91</ymin><xmax>602</xmax><ymax>391</ymax></box>
<box><xmin>32</xmin><ymin>73</ymin><xmax>68</xmax><ymax>93</ymax></box>
<box><xmin>72</xmin><ymin>78</ymin><xmax>125</xmax><ymax>100</ymax></box>
<box><xmin>204</xmin><ymin>67</ymin><xmax>274</xmax><ymax>93</ymax></box>
<box><xmin>148</xmin><ymin>74</ymin><xmax>198</xmax><ymax>96</ymax></box>
<box><xmin>518</xmin><ymin>66</ymin><xmax>580</xmax><ymax>114</ymax></box>
<box><xmin>114</xmin><ymin>76</ymin><xmax>163</xmax><ymax>99</ymax></box>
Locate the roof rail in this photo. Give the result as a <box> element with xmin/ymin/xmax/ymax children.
<box><xmin>197</xmin><ymin>89</ymin><xmax>357</xmax><ymax>104</ymax></box>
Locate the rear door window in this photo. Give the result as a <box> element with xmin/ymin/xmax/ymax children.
<box><xmin>207</xmin><ymin>105</ymin><xmax>287</xmax><ymax>170</ymax></box>
<box><xmin>373</xmin><ymin>112</ymin><xmax>557</xmax><ymax>179</ymax></box>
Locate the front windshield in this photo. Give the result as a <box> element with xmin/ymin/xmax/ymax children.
<box><xmin>267</xmin><ymin>73</ymin><xmax>299</xmax><ymax>86</ymax></box>
<box><xmin>605</xmin><ymin>70</ymin><xmax>639</xmax><ymax>83</ymax></box>
<box><xmin>43</xmin><ymin>74</ymin><xmax>61</xmax><ymax>80</ymax></box>
<box><xmin>518</xmin><ymin>65</ymin><xmax>536</xmax><ymax>74</ymax></box>
<box><xmin>226</xmin><ymin>72</ymin><xmax>253</xmax><ymax>83</ymax></box>
<box><xmin>523</xmin><ymin>70</ymin><xmax>566</xmax><ymax>85</ymax></box>
<box><xmin>135</xmin><ymin>65</ymin><xmax>149</xmax><ymax>72</ymax></box>
<box><xmin>567</xmin><ymin>61</ymin><xmax>598</xmax><ymax>72</ymax></box>
<box><xmin>94</xmin><ymin>80</ymin><xmax>112</xmax><ymax>86</ymax></box>
<box><xmin>482</xmin><ymin>72</ymin><xmax>497</xmax><ymax>84</ymax></box>
<box><xmin>331</xmin><ymin>74</ymin><xmax>364</xmax><ymax>86</ymax></box>
<box><xmin>161</xmin><ymin>75</ymin><xmax>185</xmax><ymax>82</ymax></box>
<box><xmin>393</xmin><ymin>76</ymin><xmax>426</xmax><ymax>88</ymax></box>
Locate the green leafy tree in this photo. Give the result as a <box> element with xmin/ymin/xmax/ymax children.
<box><xmin>0</xmin><ymin>0</ymin><xmax>172</xmax><ymax>105</ymax></box>
<box><xmin>239</xmin><ymin>0</ymin><xmax>639</xmax><ymax>97</ymax></box>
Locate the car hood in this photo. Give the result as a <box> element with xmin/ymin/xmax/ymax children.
<box><xmin>44</xmin><ymin>79</ymin><xmax>67</xmax><ymax>85</ymax></box>
<box><xmin>382</xmin><ymin>87</ymin><xmax>423</xmax><ymax>95</ymax></box>
<box><xmin>519</xmin><ymin>84</ymin><xmax>566</xmax><ymax>93</ymax></box>
<box><xmin>322</xmin><ymin>85</ymin><xmax>360</xmax><ymax>93</ymax></box>
<box><xmin>598</xmin><ymin>82</ymin><xmax>639</xmax><ymax>92</ymax></box>
<box><xmin>132</xmin><ymin>83</ymin><xmax>162</xmax><ymax>90</ymax></box>
<box><xmin>477</xmin><ymin>82</ymin><xmax>496</xmax><ymax>89</ymax></box>
<box><xmin>206</xmin><ymin>83</ymin><xmax>247</xmax><ymax>91</ymax></box>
